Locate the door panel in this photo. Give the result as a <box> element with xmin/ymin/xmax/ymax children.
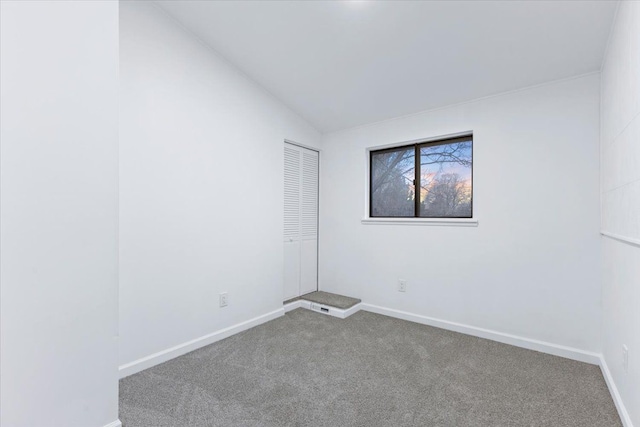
<box><xmin>301</xmin><ymin>150</ymin><xmax>318</xmax><ymax>239</ymax></box>
<box><xmin>299</xmin><ymin>238</ymin><xmax>317</xmax><ymax>295</ymax></box>
<box><xmin>283</xmin><ymin>240</ymin><xmax>301</xmax><ymax>301</ymax></box>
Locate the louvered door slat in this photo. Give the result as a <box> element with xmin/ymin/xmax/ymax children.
<box><xmin>284</xmin><ymin>146</ymin><xmax>301</xmax><ymax>242</ymax></box>
<box><xmin>301</xmin><ymin>151</ymin><xmax>318</xmax><ymax>240</ymax></box>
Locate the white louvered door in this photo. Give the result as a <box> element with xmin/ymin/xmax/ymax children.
<box><xmin>284</xmin><ymin>142</ymin><xmax>318</xmax><ymax>301</ymax></box>
<box><xmin>284</xmin><ymin>144</ymin><xmax>301</xmax><ymax>301</ymax></box>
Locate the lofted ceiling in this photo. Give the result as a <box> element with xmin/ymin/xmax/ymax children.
<box><xmin>156</xmin><ymin>0</ymin><xmax>618</xmax><ymax>133</ymax></box>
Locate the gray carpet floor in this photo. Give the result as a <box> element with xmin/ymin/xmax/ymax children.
<box><xmin>120</xmin><ymin>309</ymin><xmax>621</xmax><ymax>427</ymax></box>
<box><xmin>284</xmin><ymin>291</ymin><xmax>361</xmax><ymax>309</ymax></box>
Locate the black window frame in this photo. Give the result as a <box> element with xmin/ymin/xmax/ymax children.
<box><xmin>369</xmin><ymin>135</ymin><xmax>473</xmax><ymax>219</ymax></box>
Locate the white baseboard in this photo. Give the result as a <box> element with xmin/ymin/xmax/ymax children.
<box><xmin>284</xmin><ymin>299</ymin><xmax>360</xmax><ymax>319</ymax></box>
<box><xmin>302</xmin><ymin>300</ymin><xmax>361</xmax><ymax>319</ymax></box>
<box><xmin>342</xmin><ymin>302</ymin><xmax>362</xmax><ymax>318</ymax></box>
<box><xmin>600</xmin><ymin>356</ymin><xmax>634</xmax><ymax>427</ymax></box>
<box><xmin>289</xmin><ymin>300</ymin><xmax>598</xmax><ymax>364</ymax></box>
<box><xmin>103</xmin><ymin>420</ymin><xmax>122</xmax><ymax>427</ymax></box>
<box><xmin>360</xmin><ymin>303</ymin><xmax>601</xmax><ymax>365</ymax></box>
<box><xmin>283</xmin><ymin>300</ymin><xmax>302</xmax><ymax>313</ymax></box>
<box><xmin>119</xmin><ymin>308</ymin><xmax>285</xmax><ymax>378</ymax></box>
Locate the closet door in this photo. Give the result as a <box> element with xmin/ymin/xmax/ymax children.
<box><xmin>299</xmin><ymin>149</ymin><xmax>318</xmax><ymax>295</ymax></box>
<box><xmin>283</xmin><ymin>144</ymin><xmax>301</xmax><ymax>301</ymax></box>
<box><xmin>283</xmin><ymin>142</ymin><xmax>318</xmax><ymax>301</ymax></box>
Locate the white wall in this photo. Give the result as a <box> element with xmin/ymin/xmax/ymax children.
<box><xmin>601</xmin><ymin>1</ymin><xmax>640</xmax><ymax>425</ymax></box>
<box><xmin>320</xmin><ymin>74</ymin><xmax>602</xmax><ymax>354</ymax></box>
<box><xmin>0</xmin><ymin>1</ymin><xmax>120</xmax><ymax>427</ymax></box>
<box><xmin>119</xmin><ymin>2</ymin><xmax>321</xmax><ymax>368</ymax></box>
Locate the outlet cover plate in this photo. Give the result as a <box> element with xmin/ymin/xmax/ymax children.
<box><xmin>219</xmin><ymin>292</ymin><xmax>228</xmax><ymax>307</ymax></box>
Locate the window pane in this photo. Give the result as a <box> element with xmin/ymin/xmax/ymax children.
<box><xmin>419</xmin><ymin>140</ymin><xmax>472</xmax><ymax>218</ymax></box>
<box><xmin>371</xmin><ymin>147</ymin><xmax>415</xmax><ymax>217</ymax></box>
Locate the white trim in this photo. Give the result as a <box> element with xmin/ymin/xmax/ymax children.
<box><xmin>284</xmin><ymin>138</ymin><xmax>321</xmax><ymax>153</ymax></box>
<box><xmin>600</xmin><ymin>356</ymin><xmax>634</xmax><ymax>427</ymax></box>
<box><xmin>103</xmin><ymin>420</ymin><xmax>122</xmax><ymax>427</ymax></box>
<box><xmin>293</xmin><ymin>300</ymin><xmax>600</xmax><ymax>364</ymax></box>
<box><xmin>300</xmin><ymin>300</ymin><xmax>361</xmax><ymax>319</ymax></box>
<box><xmin>361</xmin><ymin>218</ymin><xmax>478</xmax><ymax>226</ymax></box>
<box><xmin>283</xmin><ymin>300</ymin><xmax>303</xmax><ymax>313</ymax></box>
<box><xmin>342</xmin><ymin>302</ymin><xmax>362</xmax><ymax>318</ymax></box>
<box><xmin>601</xmin><ymin>230</ymin><xmax>640</xmax><ymax>248</ymax></box>
<box><xmin>118</xmin><ymin>308</ymin><xmax>285</xmax><ymax>378</ymax></box>
<box><xmin>360</xmin><ymin>304</ymin><xmax>601</xmax><ymax>364</ymax></box>
<box><xmin>284</xmin><ymin>299</ymin><xmax>361</xmax><ymax>319</ymax></box>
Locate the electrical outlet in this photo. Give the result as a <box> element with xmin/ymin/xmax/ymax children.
<box><xmin>623</xmin><ymin>345</ymin><xmax>628</xmax><ymax>372</ymax></box>
<box><xmin>398</xmin><ymin>280</ymin><xmax>407</xmax><ymax>292</ymax></box>
<box><xmin>219</xmin><ymin>292</ymin><xmax>228</xmax><ymax>308</ymax></box>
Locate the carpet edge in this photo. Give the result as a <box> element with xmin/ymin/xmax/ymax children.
<box><xmin>118</xmin><ymin>308</ymin><xmax>285</xmax><ymax>378</ymax></box>
<box><xmin>360</xmin><ymin>303</ymin><xmax>601</xmax><ymax>364</ymax></box>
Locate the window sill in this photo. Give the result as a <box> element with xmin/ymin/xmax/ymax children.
<box><xmin>361</xmin><ymin>217</ymin><xmax>478</xmax><ymax>227</ymax></box>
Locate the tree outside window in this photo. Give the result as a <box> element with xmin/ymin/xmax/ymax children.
<box><xmin>370</xmin><ymin>136</ymin><xmax>472</xmax><ymax>218</ymax></box>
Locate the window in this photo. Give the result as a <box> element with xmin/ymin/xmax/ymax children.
<box><xmin>369</xmin><ymin>135</ymin><xmax>473</xmax><ymax>218</ymax></box>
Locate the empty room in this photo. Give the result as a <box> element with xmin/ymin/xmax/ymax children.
<box><xmin>1</xmin><ymin>0</ymin><xmax>638</xmax><ymax>426</ymax></box>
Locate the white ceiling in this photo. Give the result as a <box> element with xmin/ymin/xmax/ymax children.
<box><xmin>156</xmin><ymin>0</ymin><xmax>618</xmax><ymax>133</ymax></box>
